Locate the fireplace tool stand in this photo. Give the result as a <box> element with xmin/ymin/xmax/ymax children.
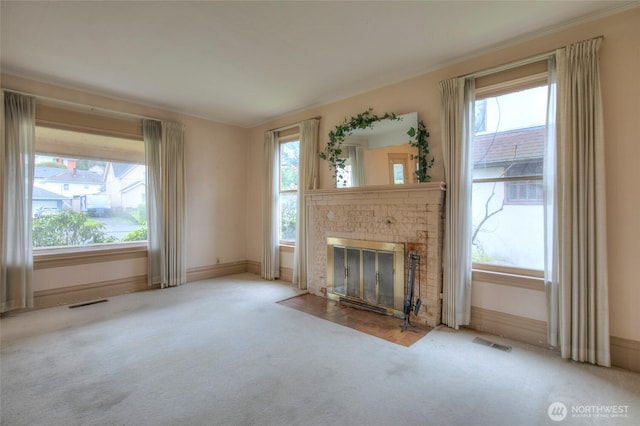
<box><xmin>401</xmin><ymin>252</ymin><xmax>422</xmax><ymax>332</ymax></box>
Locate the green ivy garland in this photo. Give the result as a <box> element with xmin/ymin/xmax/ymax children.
<box><xmin>320</xmin><ymin>108</ymin><xmax>434</xmax><ymax>185</ymax></box>
<box><xmin>407</xmin><ymin>120</ymin><xmax>435</xmax><ymax>183</ymax></box>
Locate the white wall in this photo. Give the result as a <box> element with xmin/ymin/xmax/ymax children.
<box><xmin>2</xmin><ymin>73</ymin><xmax>249</xmax><ymax>292</ymax></box>
<box><xmin>246</xmin><ymin>7</ymin><xmax>640</xmax><ymax>344</ymax></box>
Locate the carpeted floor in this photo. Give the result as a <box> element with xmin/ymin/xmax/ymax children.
<box><xmin>1</xmin><ymin>273</ymin><xmax>639</xmax><ymax>426</ymax></box>
<box><xmin>278</xmin><ymin>293</ymin><xmax>431</xmax><ymax>347</ymax></box>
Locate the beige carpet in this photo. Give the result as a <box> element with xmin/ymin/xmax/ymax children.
<box><xmin>1</xmin><ymin>273</ymin><xmax>639</xmax><ymax>425</ymax></box>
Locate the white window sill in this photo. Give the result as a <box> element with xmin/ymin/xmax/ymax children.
<box><xmin>472</xmin><ymin>265</ymin><xmax>544</xmax><ymax>292</ymax></box>
<box><xmin>33</xmin><ymin>242</ymin><xmax>147</xmax><ymax>269</ymax></box>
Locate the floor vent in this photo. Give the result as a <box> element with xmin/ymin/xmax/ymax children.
<box><xmin>473</xmin><ymin>337</ymin><xmax>512</xmax><ymax>352</ymax></box>
<box><xmin>69</xmin><ymin>299</ymin><xmax>108</xmax><ymax>309</ymax></box>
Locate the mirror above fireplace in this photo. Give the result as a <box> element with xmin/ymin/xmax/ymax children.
<box><xmin>322</xmin><ymin>111</ymin><xmax>420</xmax><ymax>188</ymax></box>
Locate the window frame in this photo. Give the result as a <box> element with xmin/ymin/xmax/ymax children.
<box><xmin>277</xmin><ymin>132</ymin><xmax>300</xmax><ymax>246</ymax></box>
<box><xmin>31</xmin><ymin>102</ymin><xmax>148</xmax><ymax>256</ymax></box>
<box><xmin>472</xmin><ymin>73</ymin><xmax>549</xmax><ymax>278</ymax></box>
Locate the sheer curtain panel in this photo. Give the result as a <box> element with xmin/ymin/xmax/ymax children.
<box><xmin>438</xmin><ymin>78</ymin><xmax>474</xmax><ymax>329</ymax></box>
<box><xmin>1</xmin><ymin>92</ymin><xmax>36</xmax><ymax>312</ymax></box>
<box><xmin>293</xmin><ymin>118</ymin><xmax>319</xmax><ymax>289</ymax></box>
<box><xmin>262</xmin><ymin>131</ymin><xmax>280</xmax><ymax>280</ymax></box>
<box><xmin>144</xmin><ymin>119</ymin><xmax>187</xmax><ymax>288</ymax></box>
<box><xmin>544</xmin><ymin>57</ymin><xmax>560</xmax><ymax>348</ymax></box>
<box><xmin>554</xmin><ymin>38</ymin><xmax>610</xmax><ymax>366</ymax></box>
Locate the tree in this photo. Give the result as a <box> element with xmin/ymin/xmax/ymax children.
<box><xmin>32</xmin><ymin>211</ymin><xmax>116</xmax><ymax>247</ymax></box>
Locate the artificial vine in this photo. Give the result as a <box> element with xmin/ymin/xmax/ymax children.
<box><xmin>320</xmin><ymin>108</ymin><xmax>400</xmax><ymax>186</ymax></box>
<box><xmin>407</xmin><ymin>120</ymin><xmax>434</xmax><ymax>182</ymax></box>
<box><xmin>320</xmin><ymin>108</ymin><xmax>434</xmax><ymax>185</ymax></box>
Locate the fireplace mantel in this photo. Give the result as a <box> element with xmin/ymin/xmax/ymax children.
<box><xmin>305</xmin><ymin>182</ymin><xmax>445</xmax><ymax>327</ymax></box>
<box><xmin>305</xmin><ymin>181</ymin><xmax>446</xmax><ymax>197</ymax></box>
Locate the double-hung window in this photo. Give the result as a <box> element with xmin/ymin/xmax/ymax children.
<box><xmin>278</xmin><ymin>135</ymin><xmax>300</xmax><ymax>243</ymax></box>
<box><xmin>471</xmin><ymin>72</ymin><xmax>549</xmax><ymax>274</ymax></box>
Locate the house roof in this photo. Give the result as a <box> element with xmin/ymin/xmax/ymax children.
<box><xmin>112</xmin><ymin>163</ymin><xmax>136</xmax><ymax>178</ymax></box>
<box><xmin>44</xmin><ymin>169</ymin><xmax>105</xmax><ymax>185</ymax></box>
<box><xmin>121</xmin><ymin>181</ymin><xmax>144</xmax><ymax>193</ymax></box>
<box><xmin>473</xmin><ymin>126</ymin><xmax>545</xmax><ymax>167</ymax></box>
<box><xmin>34</xmin><ymin>167</ymin><xmax>67</xmax><ymax>179</ymax></box>
<box><xmin>33</xmin><ymin>186</ymin><xmax>70</xmax><ymax>200</ymax></box>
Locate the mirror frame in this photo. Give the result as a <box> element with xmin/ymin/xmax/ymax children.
<box><xmin>320</xmin><ymin>108</ymin><xmax>433</xmax><ymax>187</ymax></box>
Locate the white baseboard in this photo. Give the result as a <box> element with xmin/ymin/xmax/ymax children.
<box><xmin>34</xmin><ymin>275</ymin><xmax>151</xmax><ymax>309</ymax></box>
<box><xmin>469</xmin><ymin>306</ymin><xmax>549</xmax><ymax>348</ymax></box>
<box><xmin>610</xmin><ymin>335</ymin><xmax>640</xmax><ymax>373</ymax></box>
<box><xmin>246</xmin><ymin>260</ymin><xmax>261</xmax><ymax>275</ymax></box>
<box><xmin>186</xmin><ymin>261</ymin><xmax>248</xmax><ymax>282</ymax></box>
<box><xmin>279</xmin><ymin>266</ymin><xmax>293</xmax><ymax>283</ymax></box>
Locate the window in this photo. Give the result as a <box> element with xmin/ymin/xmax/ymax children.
<box><xmin>32</xmin><ymin>126</ymin><xmax>147</xmax><ymax>248</ymax></box>
<box><xmin>472</xmin><ymin>83</ymin><xmax>548</xmax><ymax>271</ymax></box>
<box><xmin>388</xmin><ymin>153</ymin><xmax>409</xmax><ymax>185</ymax></box>
<box><xmin>279</xmin><ymin>139</ymin><xmax>299</xmax><ymax>243</ymax></box>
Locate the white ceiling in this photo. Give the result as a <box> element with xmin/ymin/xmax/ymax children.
<box><xmin>1</xmin><ymin>1</ymin><xmax>635</xmax><ymax>128</ymax></box>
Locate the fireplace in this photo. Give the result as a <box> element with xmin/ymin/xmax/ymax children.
<box><xmin>305</xmin><ymin>182</ymin><xmax>445</xmax><ymax>327</ymax></box>
<box><xmin>326</xmin><ymin>238</ymin><xmax>405</xmax><ymax>316</ymax></box>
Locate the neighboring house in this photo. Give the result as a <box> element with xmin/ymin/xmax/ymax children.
<box><xmin>37</xmin><ymin>168</ymin><xmax>105</xmax><ymax>198</ymax></box>
<box><xmin>32</xmin><ymin>186</ymin><xmax>71</xmax><ymax>217</ymax></box>
<box><xmin>103</xmin><ymin>163</ymin><xmax>145</xmax><ymax>211</ymax></box>
<box><xmin>471</xmin><ymin>125</ymin><xmax>545</xmax><ymax>268</ymax></box>
<box><xmin>33</xmin><ymin>166</ymin><xmax>67</xmax><ymax>184</ymax></box>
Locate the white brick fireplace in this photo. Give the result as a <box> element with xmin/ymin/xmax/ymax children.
<box><xmin>305</xmin><ymin>182</ymin><xmax>445</xmax><ymax>327</ymax></box>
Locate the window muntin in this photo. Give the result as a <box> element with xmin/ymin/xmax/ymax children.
<box><xmin>472</xmin><ymin>84</ymin><xmax>548</xmax><ymax>272</ymax></box>
<box><xmin>279</xmin><ymin>139</ymin><xmax>299</xmax><ymax>243</ymax></box>
<box><xmin>32</xmin><ymin>127</ymin><xmax>147</xmax><ymax>248</ymax></box>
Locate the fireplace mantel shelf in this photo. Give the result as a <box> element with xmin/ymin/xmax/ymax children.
<box><xmin>305</xmin><ymin>181</ymin><xmax>446</xmax><ymax>198</ymax></box>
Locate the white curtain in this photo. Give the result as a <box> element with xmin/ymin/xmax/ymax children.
<box><xmin>544</xmin><ymin>57</ymin><xmax>560</xmax><ymax>347</ymax></box>
<box><xmin>1</xmin><ymin>92</ymin><xmax>36</xmax><ymax>312</ymax></box>
<box><xmin>144</xmin><ymin>119</ymin><xmax>187</xmax><ymax>288</ymax></box>
<box><xmin>293</xmin><ymin>118</ymin><xmax>319</xmax><ymax>289</ymax></box>
<box><xmin>438</xmin><ymin>77</ymin><xmax>474</xmax><ymax>329</ymax></box>
<box><xmin>262</xmin><ymin>131</ymin><xmax>280</xmax><ymax>280</ymax></box>
<box><xmin>553</xmin><ymin>38</ymin><xmax>610</xmax><ymax>366</ymax></box>
<box><xmin>349</xmin><ymin>145</ymin><xmax>365</xmax><ymax>187</ymax></box>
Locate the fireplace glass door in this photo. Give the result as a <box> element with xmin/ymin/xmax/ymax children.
<box><xmin>327</xmin><ymin>238</ymin><xmax>404</xmax><ymax>314</ymax></box>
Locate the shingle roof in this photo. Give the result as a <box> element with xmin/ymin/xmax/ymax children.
<box><xmin>473</xmin><ymin>125</ymin><xmax>545</xmax><ymax>167</ymax></box>
<box><xmin>32</xmin><ymin>186</ymin><xmax>70</xmax><ymax>200</ymax></box>
<box><xmin>44</xmin><ymin>169</ymin><xmax>104</xmax><ymax>184</ymax></box>
<box><xmin>112</xmin><ymin>163</ymin><xmax>136</xmax><ymax>178</ymax></box>
<box><xmin>34</xmin><ymin>166</ymin><xmax>67</xmax><ymax>179</ymax></box>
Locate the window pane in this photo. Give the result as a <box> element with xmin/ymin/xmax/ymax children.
<box><xmin>33</xmin><ymin>152</ymin><xmax>147</xmax><ymax>248</ymax></box>
<box><xmin>473</xmin><ymin>86</ymin><xmax>547</xmax><ymax>180</ymax></box>
<box><xmin>279</xmin><ymin>139</ymin><xmax>299</xmax><ymax>242</ymax></box>
<box><xmin>279</xmin><ymin>191</ymin><xmax>297</xmax><ymax>242</ymax></box>
<box><xmin>472</xmin><ymin>181</ymin><xmax>544</xmax><ymax>270</ymax></box>
<box><xmin>393</xmin><ymin>164</ymin><xmax>405</xmax><ymax>184</ymax></box>
<box><xmin>472</xmin><ymin>84</ymin><xmax>548</xmax><ymax>271</ymax></box>
<box><xmin>280</xmin><ymin>140</ymin><xmax>299</xmax><ymax>191</ymax></box>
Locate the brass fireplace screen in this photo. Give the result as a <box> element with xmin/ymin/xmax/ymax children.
<box><xmin>326</xmin><ymin>237</ymin><xmax>405</xmax><ymax>316</ymax></box>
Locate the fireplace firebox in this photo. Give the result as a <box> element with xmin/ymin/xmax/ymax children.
<box><xmin>326</xmin><ymin>237</ymin><xmax>405</xmax><ymax>316</ymax></box>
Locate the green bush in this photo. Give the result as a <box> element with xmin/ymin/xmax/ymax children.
<box><xmin>122</xmin><ymin>224</ymin><xmax>147</xmax><ymax>242</ymax></box>
<box><xmin>33</xmin><ymin>211</ymin><xmax>116</xmax><ymax>247</ymax></box>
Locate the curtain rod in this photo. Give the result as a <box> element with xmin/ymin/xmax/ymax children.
<box><xmin>2</xmin><ymin>88</ymin><xmax>162</xmax><ymax>122</ymax></box>
<box><xmin>268</xmin><ymin>116</ymin><xmax>321</xmax><ymax>133</ymax></box>
<box><xmin>459</xmin><ymin>35</ymin><xmax>604</xmax><ymax>80</ymax></box>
